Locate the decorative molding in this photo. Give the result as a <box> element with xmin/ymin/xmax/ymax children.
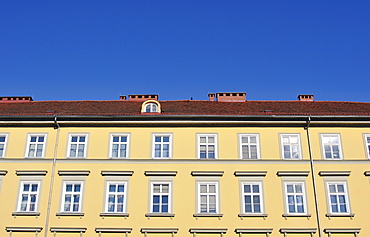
<box><xmin>50</xmin><ymin>228</ymin><xmax>86</xmax><ymax>233</ymax></box>
<box><xmin>12</xmin><ymin>212</ymin><xmax>40</xmax><ymax>217</ymax></box>
<box><xmin>324</xmin><ymin>228</ymin><xmax>360</xmax><ymax>233</ymax></box>
<box><xmin>145</xmin><ymin>213</ymin><xmax>175</xmax><ymax>217</ymax></box>
<box><xmin>95</xmin><ymin>228</ymin><xmax>132</xmax><ymax>233</ymax></box>
<box><xmin>99</xmin><ymin>212</ymin><xmax>129</xmax><ymax>218</ymax></box>
<box><xmin>280</xmin><ymin>228</ymin><xmax>317</xmax><ymax>233</ymax></box>
<box><xmin>16</xmin><ymin>170</ymin><xmax>47</xmax><ymax>176</ymax></box>
<box><xmin>58</xmin><ymin>170</ymin><xmax>90</xmax><ymax>176</ymax></box>
<box><xmin>319</xmin><ymin>171</ymin><xmax>350</xmax><ymax>176</ymax></box>
<box><xmin>141</xmin><ymin>228</ymin><xmax>178</xmax><ymax>233</ymax></box>
<box><xmin>6</xmin><ymin>227</ymin><xmax>42</xmax><ymax>232</ymax></box>
<box><xmin>234</xmin><ymin>171</ymin><xmax>267</xmax><ymax>176</ymax></box>
<box><xmin>235</xmin><ymin>228</ymin><xmax>273</xmax><ymax>234</ymax></box>
<box><xmin>191</xmin><ymin>171</ymin><xmax>224</xmax><ymax>176</ymax></box>
<box><xmin>144</xmin><ymin>171</ymin><xmax>177</xmax><ymax>176</ymax></box>
<box><xmin>0</xmin><ymin>170</ymin><xmax>7</xmax><ymax>176</ymax></box>
<box><xmin>277</xmin><ymin>171</ymin><xmax>309</xmax><ymax>176</ymax></box>
<box><xmin>101</xmin><ymin>171</ymin><xmax>133</xmax><ymax>176</ymax></box>
<box><xmin>189</xmin><ymin>228</ymin><xmax>227</xmax><ymax>234</ymax></box>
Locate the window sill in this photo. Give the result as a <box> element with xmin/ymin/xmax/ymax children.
<box><xmin>326</xmin><ymin>213</ymin><xmax>355</xmax><ymax>219</ymax></box>
<box><xmin>56</xmin><ymin>212</ymin><xmax>85</xmax><ymax>217</ymax></box>
<box><xmin>100</xmin><ymin>212</ymin><xmax>129</xmax><ymax>218</ymax></box>
<box><xmin>282</xmin><ymin>214</ymin><xmax>311</xmax><ymax>219</ymax></box>
<box><xmin>12</xmin><ymin>212</ymin><xmax>40</xmax><ymax>216</ymax></box>
<box><xmin>238</xmin><ymin>213</ymin><xmax>268</xmax><ymax>219</ymax></box>
<box><xmin>193</xmin><ymin>213</ymin><xmax>223</xmax><ymax>219</ymax></box>
<box><xmin>145</xmin><ymin>213</ymin><xmax>175</xmax><ymax>218</ymax></box>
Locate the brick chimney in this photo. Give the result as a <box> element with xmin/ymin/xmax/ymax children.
<box><xmin>119</xmin><ymin>95</ymin><xmax>127</xmax><ymax>100</ymax></box>
<box><xmin>216</xmin><ymin>92</ymin><xmax>246</xmax><ymax>102</ymax></box>
<box><xmin>208</xmin><ymin>93</ymin><xmax>215</xmax><ymax>101</ymax></box>
<box><xmin>0</xmin><ymin>96</ymin><xmax>33</xmax><ymax>103</ymax></box>
<box><xmin>298</xmin><ymin>94</ymin><xmax>314</xmax><ymax>101</ymax></box>
<box><xmin>128</xmin><ymin>94</ymin><xmax>158</xmax><ymax>101</ymax></box>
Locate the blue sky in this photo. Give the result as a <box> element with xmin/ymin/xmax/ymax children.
<box><xmin>1</xmin><ymin>1</ymin><xmax>369</xmax><ymax>102</ymax></box>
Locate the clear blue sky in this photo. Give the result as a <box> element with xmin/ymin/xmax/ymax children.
<box><xmin>1</xmin><ymin>1</ymin><xmax>369</xmax><ymax>102</ymax></box>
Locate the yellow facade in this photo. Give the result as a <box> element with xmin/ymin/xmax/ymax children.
<box><xmin>0</xmin><ymin>97</ymin><xmax>368</xmax><ymax>237</ymax></box>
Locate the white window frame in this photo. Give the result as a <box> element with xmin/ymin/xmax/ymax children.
<box><xmin>67</xmin><ymin>134</ymin><xmax>88</xmax><ymax>158</ymax></box>
<box><xmin>0</xmin><ymin>133</ymin><xmax>9</xmax><ymax>158</ymax></box>
<box><xmin>145</xmin><ymin>103</ymin><xmax>158</xmax><ymax>113</ymax></box>
<box><xmin>150</xmin><ymin>182</ymin><xmax>172</xmax><ymax>213</ymax></box>
<box><xmin>241</xmin><ymin>182</ymin><xmax>264</xmax><ymax>214</ymax></box>
<box><xmin>239</xmin><ymin>134</ymin><xmax>260</xmax><ymax>159</ymax></box>
<box><xmin>61</xmin><ymin>181</ymin><xmax>84</xmax><ymax>212</ymax></box>
<box><xmin>326</xmin><ymin>181</ymin><xmax>350</xmax><ymax>214</ymax></box>
<box><xmin>283</xmin><ymin>182</ymin><xmax>307</xmax><ymax>215</ymax></box>
<box><xmin>17</xmin><ymin>181</ymin><xmax>40</xmax><ymax>212</ymax></box>
<box><xmin>363</xmin><ymin>134</ymin><xmax>370</xmax><ymax>159</ymax></box>
<box><xmin>152</xmin><ymin>134</ymin><xmax>172</xmax><ymax>159</ymax></box>
<box><xmin>320</xmin><ymin>134</ymin><xmax>343</xmax><ymax>159</ymax></box>
<box><xmin>197</xmin><ymin>134</ymin><xmax>218</xmax><ymax>159</ymax></box>
<box><xmin>105</xmin><ymin>181</ymin><xmax>127</xmax><ymax>213</ymax></box>
<box><xmin>25</xmin><ymin>134</ymin><xmax>47</xmax><ymax>158</ymax></box>
<box><xmin>280</xmin><ymin>134</ymin><xmax>302</xmax><ymax>159</ymax></box>
<box><xmin>109</xmin><ymin>133</ymin><xmax>130</xmax><ymax>158</ymax></box>
<box><xmin>197</xmin><ymin>181</ymin><xmax>219</xmax><ymax>213</ymax></box>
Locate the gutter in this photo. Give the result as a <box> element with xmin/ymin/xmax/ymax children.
<box><xmin>306</xmin><ymin>116</ymin><xmax>322</xmax><ymax>237</ymax></box>
<box><xmin>43</xmin><ymin>115</ymin><xmax>60</xmax><ymax>237</ymax></box>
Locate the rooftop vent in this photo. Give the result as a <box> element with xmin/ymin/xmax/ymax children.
<box><xmin>0</xmin><ymin>96</ymin><xmax>33</xmax><ymax>103</ymax></box>
<box><xmin>208</xmin><ymin>92</ymin><xmax>246</xmax><ymax>102</ymax></box>
<box><xmin>128</xmin><ymin>94</ymin><xmax>158</xmax><ymax>101</ymax></box>
<box><xmin>298</xmin><ymin>94</ymin><xmax>314</xmax><ymax>101</ymax></box>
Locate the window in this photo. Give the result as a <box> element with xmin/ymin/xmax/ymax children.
<box><xmin>152</xmin><ymin>134</ymin><xmax>172</xmax><ymax>158</ymax></box>
<box><xmin>110</xmin><ymin>134</ymin><xmax>129</xmax><ymax>158</ymax></box>
<box><xmin>25</xmin><ymin>134</ymin><xmax>46</xmax><ymax>158</ymax></box>
<box><xmin>67</xmin><ymin>134</ymin><xmax>87</xmax><ymax>158</ymax></box>
<box><xmin>198</xmin><ymin>134</ymin><xmax>217</xmax><ymax>159</ymax></box>
<box><xmin>284</xmin><ymin>182</ymin><xmax>307</xmax><ymax>214</ymax></box>
<box><xmin>281</xmin><ymin>134</ymin><xmax>301</xmax><ymax>159</ymax></box>
<box><xmin>17</xmin><ymin>182</ymin><xmax>40</xmax><ymax>212</ymax></box>
<box><xmin>242</xmin><ymin>182</ymin><xmax>263</xmax><ymax>213</ymax></box>
<box><xmin>0</xmin><ymin>134</ymin><xmax>8</xmax><ymax>158</ymax></box>
<box><xmin>150</xmin><ymin>183</ymin><xmax>171</xmax><ymax>213</ymax></box>
<box><xmin>105</xmin><ymin>182</ymin><xmax>126</xmax><ymax>213</ymax></box>
<box><xmin>327</xmin><ymin>182</ymin><xmax>349</xmax><ymax>214</ymax></box>
<box><xmin>321</xmin><ymin>134</ymin><xmax>342</xmax><ymax>159</ymax></box>
<box><xmin>145</xmin><ymin>103</ymin><xmax>158</xmax><ymax>113</ymax></box>
<box><xmin>364</xmin><ymin>134</ymin><xmax>370</xmax><ymax>159</ymax></box>
<box><xmin>198</xmin><ymin>182</ymin><xmax>218</xmax><ymax>213</ymax></box>
<box><xmin>61</xmin><ymin>182</ymin><xmax>83</xmax><ymax>212</ymax></box>
<box><xmin>239</xmin><ymin>134</ymin><xmax>260</xmax><ymax>159</ymax></box>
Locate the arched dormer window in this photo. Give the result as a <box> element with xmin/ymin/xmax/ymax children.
<box><xmin>141</xmin><ymin>100</ymin><xmax>161</xmax><ymax>113</ymax></box>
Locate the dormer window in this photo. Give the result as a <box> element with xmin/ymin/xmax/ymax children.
<box><xmin>145</xmin><ymin>103</ymin><xmax>158</xmax><ymax>113</ymax></box>
<box><xmin>141</xmin><ymin>100</ymin><xmax>161</xmax><ymax>113</ymax></box>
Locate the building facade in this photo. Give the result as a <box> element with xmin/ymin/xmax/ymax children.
<box><xmin>0</xmin><ymin>93</ymin><xmax>368</xmax><ymax>237</ymax></box>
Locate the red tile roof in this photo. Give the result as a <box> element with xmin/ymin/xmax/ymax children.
<box><xmin>0</xmin><ymin>100</ymin><xmax>370</xmax><ymax>116</ymax></box>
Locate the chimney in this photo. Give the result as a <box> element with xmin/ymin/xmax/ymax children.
<box><xmin>128</xmin><ymin>94</ymin><xmax>158</xmax><ymax>101</ymax></box>
<box><xmin>0</xmin><ymin>96</ymin><xmax>33</xmax><ymax>103</ymax></box>
<box><xmin>208</xmin><ymin>93</ymin><xmax>215</xmax><ymax>101</ymax></box>
<box><xmin>119</xmin><ymin>95</ymin><xmax>127</xmax><ymax>101</ymax></box>
<box><xmin>216</xmin><ymin>92</ymin><xmax>246</xmax><ymax>102</ymax></box>
<box><xmin>298</xmin><ymin>94</ymin><xmax>314</xmax><ymax>101</ymax></box>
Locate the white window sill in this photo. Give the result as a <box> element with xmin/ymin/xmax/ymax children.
<box><xmin>100</xmin><ymin>212</ymin><xmax>129</xmax><ymax>218</ymax></box>
<box><xmin>238</xmin><ymin>213</ymin><xmax>268</xmax><ymax>219</ymax></box>
<box><xmin>193</xmin><ymin>213</ymin><xmax>223</xmax><ymax>219</ymax></box>
<box><xmin>326</xmin><ymin>213</ymin><xmax>354</xmax><ymax>219</ymax></box>
<box><xmin>282</xmin><ymin>213</ymin><xmax>311</xmax><ymax>219</ymax></box>
<box><xmin>56</xmin><ymin>212</ymin><xmax>85</xmax><ymax>217</ymax></box>
<box><xmin>12</xmin><ymin>212</ymin><xmax>40</xmax><ymax>216</ymax></box>
<box><xmin>145</xmin><ymin>213</ymin><xmax>175</xmax><ymax>217</ymax></box>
